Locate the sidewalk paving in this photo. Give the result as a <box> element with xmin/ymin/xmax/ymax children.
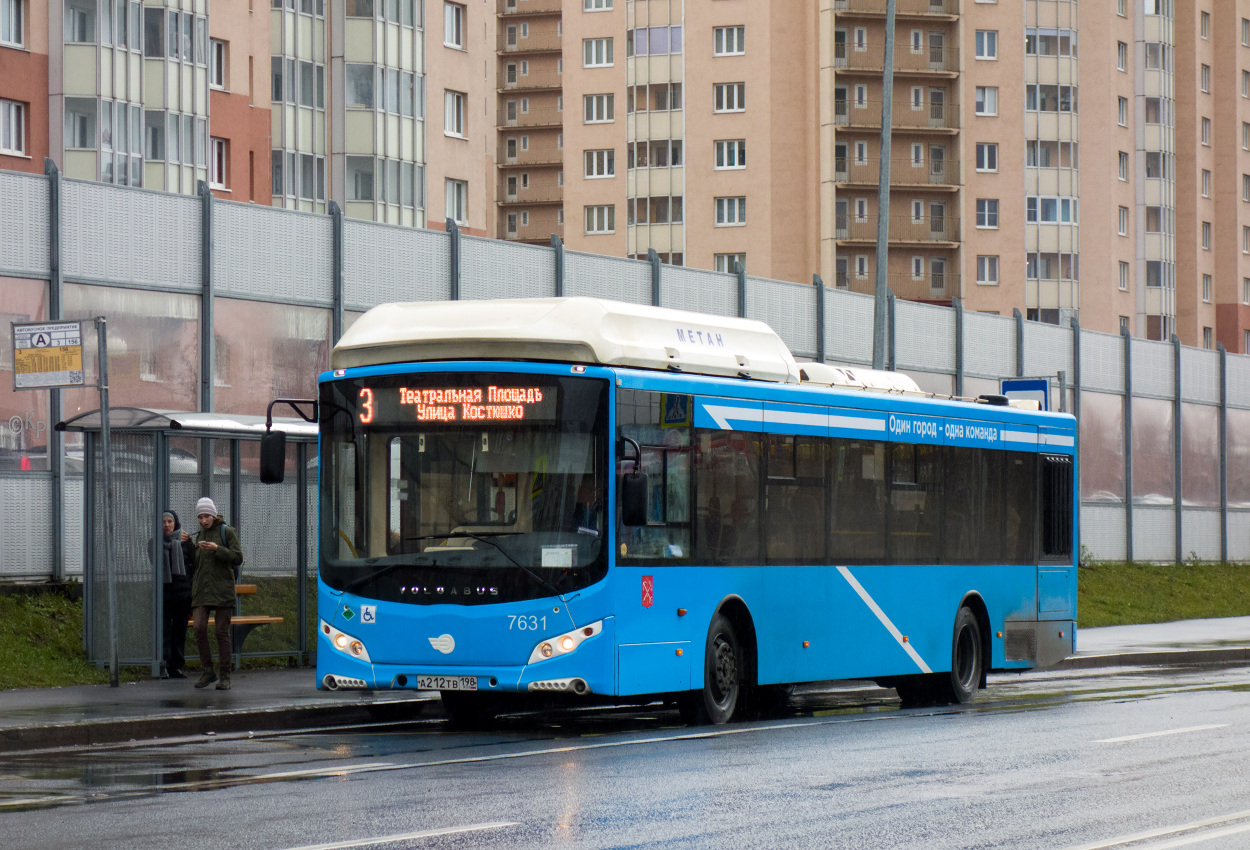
<box><xmin>3</xmin><ymin>617</ymin><xmax>1250</xmax><ymax>753</ymax></box>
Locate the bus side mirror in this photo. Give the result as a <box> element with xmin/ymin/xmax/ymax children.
<box><xmin>259</xmin><ymin>431</ymin><xmax>286</xmax><ymax>484</ymax></box>
<box><xmin>621</xmin><ymin>473</ymin><xmax>648</xmax><ymax>526</ymax></box>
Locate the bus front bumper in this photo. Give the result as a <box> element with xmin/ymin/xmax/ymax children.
<box><xmin>315</xmin><ymin>618</ymin><xmax>616</xmax><ymax>696</ymax></box>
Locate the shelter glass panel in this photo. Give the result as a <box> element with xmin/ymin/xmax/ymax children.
<box><xmin>1132</xmin><ymin>398</ymin><xmax>1174</xmax><ymax>504</ymax></box>
<box><xmin>213</xmin><ymin>299</ymin><xmax>330</xmax><ymax>416</ymax></box>
<box><xmin>0</xmin><ymin>277</ymin><xmax>51</xmax><ymax>471</ymax></box>
<box><xmin>1228</xmin><ymin>408</ymin><xmax>1250</xmax><ymax>508</ymax></box>
<box><xmin>1181</xmin><ymin>403</ymin><xmax>1219</xmax><ymax>507</ymax></box>
<box><xmin>1080</xmin><ymin>393</ymin><xmax>1125</xmax><ymax>502</ymax></box>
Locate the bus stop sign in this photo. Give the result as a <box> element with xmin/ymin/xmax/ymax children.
<box><xmin>11</xmin><ymin>321</ymin><xmax>86</xmax><ymax>390</ymax></box>
<box><xmin>1001</xmin><ymin>378</ymin><xmax>1049</xmax><ymax>411</ymax></box>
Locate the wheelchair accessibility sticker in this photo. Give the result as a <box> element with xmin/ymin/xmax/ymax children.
<box><xmin>360</xmin><ymin>605</ymin><xmax>377</xmax><ymax>624</ymax></box>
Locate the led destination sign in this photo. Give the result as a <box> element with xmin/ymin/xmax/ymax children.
<box><xmin>358</xmin><ymin>384</ymin><xmax>557</xmax><ymax>425</ymax></box>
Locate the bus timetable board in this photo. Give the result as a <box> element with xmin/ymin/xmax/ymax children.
<box><xmin>11</xmin><ymin>321</ymin><xmax>86</xmax><ymax>390</ymax></box>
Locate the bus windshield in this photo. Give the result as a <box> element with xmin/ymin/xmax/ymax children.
<box><xmin>320</xmin><ymin>371</ymin><xmax>609</xmax><ymax>605</ymax></box>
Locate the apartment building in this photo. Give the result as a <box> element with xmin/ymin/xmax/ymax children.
<box><xmin>8</xmin><ymin>0</ymin><xmax>1250</xmax><ymax>349</ymax></box>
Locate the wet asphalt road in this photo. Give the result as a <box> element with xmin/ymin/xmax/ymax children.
<box><xmin>3</xmin><ymin>665</ymin><xmax>1250</xmax><ymax>850</ymax></box>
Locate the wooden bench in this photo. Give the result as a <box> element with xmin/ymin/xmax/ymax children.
<box><xmin>187</xmin><ymin>585</ymin><xmax>283</xmax><ymax>655</ymax></box>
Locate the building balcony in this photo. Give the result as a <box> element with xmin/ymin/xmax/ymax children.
<box><xmin>499</xmin><ymin>69</ymin><xmax>563</xmax><ymax>92</ymax></box>
<box><xmin>497</xmin><ymin>146</ymin><xmax>564</xmax><ymax>167</ymax></box>
<box><xmin>499</xmin><ymin>31</ymin><xmax>562</xmax><ymax>53</ymax></box>
<box><xmin>498</xmin><ymin>191</ymin><xmax>564</xmax><ymax>205</ymax></box>
<box><xmin>497</xmin><ymin>0</ymin><xmax>562</xmax><ymax>16</ymax></box>
<box><xmin>834</xmin><ymin>43</ymin><xmax>959</xmax><ymax>75</ymax></box>
<box><xmin>833</xmin><ymin>0</ymin><xmax>958</xmax><ymax>19</ymax></box>
<box><xmin>834</xmin><ymin>155</ymin><xmax>960</xmax><ymax>188</ymax></box>
<box><xmin>497</xmin><ymin>104</ymin><xmax>565</xmax><ymax>128</ymax></box>
<box><xmin>835</xmin><ymin>215</ymin><xmax>960</xmax><ymax>245</ymax></box>
<box><xmin>835</xmin><ymin>98</ymin><xmax>959</xmax><ymax>133</ymax></box>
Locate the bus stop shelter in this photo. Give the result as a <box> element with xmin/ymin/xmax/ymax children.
<box><xmin>57</xmin><ymin>409</ymin><xmax>319</xmax><ymax>675</ymax></box>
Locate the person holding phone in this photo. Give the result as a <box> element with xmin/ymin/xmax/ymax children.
<box><xmin>189</xmin><ymin>497</ymin><xmax>244</xmax><ymax>690</ymax></box>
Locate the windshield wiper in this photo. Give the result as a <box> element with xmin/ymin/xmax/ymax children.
<box><xmin>433</xmin><ymin>531</ymin><xmax>564</xmax><ymax>599</ymax></box>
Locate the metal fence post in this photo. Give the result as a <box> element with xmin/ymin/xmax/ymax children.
<box><xmin>297</xmin><ymin>440</ymin><xmax>309</xmax><ymax>665</ymax></box>
<box><xmin>736</xmin><ymin>259</ymin><xmax>747</xmax><ymax>318</ymax></box>
<box><xmin>1013</xmin><ymin>308</ymin><xmax>1025</xmax><ymax>378</ymax></box>
<box><xmin>1219</xmin><ymin>343</ymin><xmax>1228</xmax><ymax>563</ymax></box>
<box><xmin>887</xmin><ymin>290</ymin><xmax>896</xmax><ymax>371</ymax></box>
<box><xmin>447</xmin><ymin>218</ymin><xmax>461</xmax><ymax>300</ymax></box>
<box><xmin>1173</xmin><ymin>334</ymin><xmax>1182</xmax><ymax>564</ymax></box>
<box><xmin>1071</xmin><ymin>315</ymin><xmax>1082</xmax><ymax>544</ymax></box>
<box><xmin>552</xmin><ymin>234</ymin><xmax>565</xmax><ymax>297</ymax></box>
<box><xmin>953</xmin><ymin>297</ymin><xmax>964</xmax><ymax>397</ymax></box>
<box><xmin>649</xmin><ymin>248</ymin><xmax>662</xmax><ymax>307</ymax></box>
<box><xmin>814</xmin><ymin>274</ymin><xmax>827</xmax><ymax>363</ymax></box>
<box><xmin>199</xmin><ymin>181</ymin><xmax>214</xmax><ymax>413</ymax></box>
<box><xmin>45</xmin><ymin>158</ymin><xmax>65</xmax><ymax>581</ymax></box>
<box><xmin>1123</xmin><ymin>327</ymin><xmax>1134</xmax><ymax>563</ymax></box>
<box><xmin>329</xmin><ymin>201</ymin><xmax>344</xmax><ymax>345</ymax></box>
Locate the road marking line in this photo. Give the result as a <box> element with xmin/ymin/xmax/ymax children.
<box><xmin>1143</xmin><ymin>820</ymin><xmax>1250</xmax><ymax>848</ymax></box>
<box><xmin>1063</xmin><ymin>808</ymin><xmax>1250</xmax><ymax>849</ymax></box>
<box><xmin>837</xmin><ymin>566</ymin><xmax>933</xmax><ymax>674</ymax></box>
<box><xmin>280</xmin><ymin>823</ymin><xmax>520</xmax><ymax>850</ymax></box>
<box><xmin>1093</xmin><ymin>724</ymin><xmax>1226</xmax><ymax>743</ymax></box>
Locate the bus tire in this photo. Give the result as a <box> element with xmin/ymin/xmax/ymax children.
<box><xmin>680</xmin><ymin>613</ymin><xmax>743</xmax><ymax>725</ymax></box>
<box><xmin>440</xmin><ymin>690</ymin><xmax>499</xmax><ymax>730</ymax></box>
<box><xmin>940</xmin><ymin>606</ymin><xmax>984</xmax><ymax>705</ymax></box>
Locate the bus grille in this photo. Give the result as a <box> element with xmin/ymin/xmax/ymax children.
<box><xmin>1004</xmin><ymin>625</ymin><xmax>1037</xmax><ymax>662</ymax></box>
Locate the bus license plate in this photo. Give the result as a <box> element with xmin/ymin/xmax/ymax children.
<box><xmin>416</xmin><ymin>675</ymin><xmax>478</xmax><ymax>691</ymax></box>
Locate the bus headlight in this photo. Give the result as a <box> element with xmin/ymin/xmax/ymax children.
<box><xmin>321</xmin><ymin>619</ymin><xmax>372</xmax><ymax>663</ymax></box>
<box><xmin>527</xmin><ymin>620</ymin><xmax>602</xmax><ymax>665</ymax></box>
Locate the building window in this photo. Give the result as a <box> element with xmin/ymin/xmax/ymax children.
<box><xmin>910</xmin><ymin>200</ymin><xmax>924</xmax><ymax>222</ymax></box>
<box><xmin>210</xmin><ymin>39</ymin><xmax>226</xmax><ymax>89</ymax></box>
<box><xmin>583</xmin><ymin>37</ymin><xmax>613</xmax><ymax>67</ymax></box>
<box><xmin>974</xmin><ymin>86</ymin><xmax>997</xmax><ymax>116</ymax></box>
<box><xmin>1203</xmin><ymin>274</ymin><xmax>1212</xmax><ymax>302</ymax></box>
<box><xmin>1243</xmin><ymin>71</ymin><xmax>1249</xmax><ymax>98</ymax></box>
<box><xmin>1244</xmin><ymin>17</ymin><xmax>1250</xmax><ymax>46</ymax></box>
<box><xmin>975</xmin><ymin>198</ymin><xmax>998</xmax><ymax>228</ymax></box>
<box><xmin>64</xmin><ymin>0</ymin><xmax>95</xmax><ymax>42</ymax></box>
<box><xmin>975</xmin><ymin>142</ymin><xmax>997</xmax><ymax>172</ymax></box>
<box><xmin>714</xmin><ymin>253</ymin><xmax>746</xmax><ymax>273</ymax></box>
<box><xmin>1119</xmin><ymin>261</ymin><xmax>1130</xmax><ymax>291</ymax></box>
<box><xmin>1119</xmin><ymin>206</ymin><xmax>1129</xmax><ymax>236</ymax></box>
<box><xmin>584</xmin><ymin>93</ymin><xmax>614</xmax><ymax>123</ymax></box>
<box><xmin>1203</xmin><ymin>221</ymin><xmax>1212</xmax><ymax>250</ymax></box>
<box><xmin>714</xmin><ymin>25</ymin><xmax>744</xmax><ymax>56</ymax></box>
<box><xmin>445</xmin><ymin>178</ymin><xmax>467</xmax><ymax>223</ymax></box>
<box><xmin>975</xmin><ymin>30</ymin><xmax>997</xmax><ymax>60</ymax></box>
<box><xmin>1201</xmin><ymin>64</ymin><xmax>1210</xmax><ymax>93</ymax></box>
<box><xmin>209</xmin><ymin>137</ymin><xmax>226</xmax><ymax>188</ymax></box>
<box><xmin>1026</xmin><ymin>84</ymin><xmax>1077</xmax><ymax>113</ymax></box>
<box><xmin>444</xmin><ymin>90</ymin><xmax>466</xmax><ymax>137</ymax></box>
<box><xmin>1118</xmin><ymin>97</ymin><xmax>1128</xmax><ymax>126</ymax></box>
<box><xmin>1025</xmin><ymin>27</ymin><xmax>1076</xmax><ymax>56</ymax></box>
<box><xmin>1121</xmin><ymin>317</ymin><xmax>1131</xmax><ymax>334</ymax></box>
<box><xmin>1202</xmin><ymin>117</ymin><xmax>1211</xmax><ymax>145</ymax></box>
<box><xmin>714</xmin><ymin>139</ymin><xmax>745</xmax><ymax>169</ymax></box>
<box><xmin>854</xmin><ymin>27</ymin><xmax>866</xmax><ymax>51</ymax></box>
<box><xmin>713</xmin><ymin>82</ymin><xmax>745</xmax><ymax>112</ymax></box>
<box><xmin>1244</xmin><ymin>278</ymin><xmax>1250</xmax><ymax>305</ymax></box>
<box><xmin>1</xmin><ymin>0</ymin><xmax>23</xmax><ymax>46</ymax></box>
<box><xmin>714</xmin><ymin>196</ymin><xmax>746</xmax><ymax>226</ymax></box>
<box><xmin>855</xmin><ymin>141</ymin><xmax>867</xmax><ymax>164</ymax></box>
<box><xmin>855</xmin><ymin>197</ymin><xmax>868</xmax><ymax>221</ymax></box>
<box><xmin>0</xmin><ymin>99</ymin><xmax>24</xmax><ymax>155</ymax></box>
<box><xmin>1117</xmin><ymin>41</ymin><xmax>1127</xmax><ymax>71</ymax></box>
<box><xmin>443</xmin><ymin>2</ymin><xmax>463</xmax><ymax>48</ymax></box>
<box><xmin>855</xmin><ymin>85</ymin><xmax>868</xmax><ymax>108</ymax></box>
<box><xmin>911</xmin><ymin>257</ymin><xmax>925</xmax><ymax>280</ymax></box>
<box><xmin>1026</xmin><ymin>196</ymin><xmax>1078</xmax><ymax>224</ymax></box>
<box><xmin>583</xmin><ymin>0</ymin><xmax>611</xmax><ymax>9</ymax></box>
<box><xmin>64</xmin><ymin>98</ymin><xmax>96</xmax><ymax>149</ymax></box>
<box><xmin>1243</xmin><ymin>225</ymin><xmax>1249</xmax><ymax>253</ymax></box>
<box><xmin>583</xmin><ymin>148</ymin><xmax>614</xmax><ymax>178</ymax></box>
<box><xmin>976</xmin><ymin>255</ymin><xmax>998</xmax><ymax>285</ymax></box>
<box><xmin>345</xmin><ymin>155</ymin><xmax>373</xmax><ymax>200</ymax></box>
<box><xmin>584</xmin><ymin>204</ymin><xmax>614</xmax><ymax>234</ymax></box>
<box><xmin>1202</xmin><ymin>169</ymin><xmax>1210</xmax><ymax>197</ymax></box>
<box><xmin>1201</xmin><ymin>11</ymin><xmax>1210</xmax><ymax>39</ymax></box>
<box><xmin>911</xmin><ymin>143</ymin><xmax>923</xmax><ymax>165</ymax></box>
<box><xmin>1118</xmin><ymin>151</ymin><xmax>1128</xmax><ymax>181</ymax></box>
<box><xmin>628</xmin><ymin>25</ymin><xmax>683</xmax><ymax>57</ymax></box>
<box><xmin>1204</xmin><ymin>328</ymin><xmax>1214</xmax><ymax>350</ymax></box>
<box><xmin>855</xmin><ymin>255</ymin><xmax>868</xmax><ymax>278</ymax></box>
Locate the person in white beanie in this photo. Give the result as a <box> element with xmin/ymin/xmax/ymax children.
<box><xmin>189</xmin><ymin>496</ymin><xmax>244</xmax><ymax>690</ymax></box>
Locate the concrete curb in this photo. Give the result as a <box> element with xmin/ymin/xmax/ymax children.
<box><xmin>0</xmin><ymin>696</ymin><xmax>440</xmax><ymax>753</ymax></box>
<box><xmin>1052</xmin><ymin>647</ymin><xmax>1250</xmax><ymax>671</ymax></box>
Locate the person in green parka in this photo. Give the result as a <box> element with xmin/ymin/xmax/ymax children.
<box><xmin>190</xmin><ymin>497</ymin><xmax>244</xmax><ymax>690</ymax></box>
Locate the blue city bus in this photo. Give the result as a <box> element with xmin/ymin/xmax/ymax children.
<box><xmin>307</xmin><ymin>298</ymin><xmax>1076</xmax><ymax>725</ymax></box>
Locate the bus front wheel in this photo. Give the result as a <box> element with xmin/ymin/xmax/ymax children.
<box><xmin>679</xmin><ymin>613</ymin><xmax>742</xmax><ymax>725</ymax></box>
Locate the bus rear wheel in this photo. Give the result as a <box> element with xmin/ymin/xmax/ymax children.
<box><xmin>679</xmin><ymin>613</ymin><xmax>742</xmax><ymax>725</ymax></box>
<box><xmin>893</xmin><ymin>606</ymin><xmax>984</xmax><ymax>708</ymax></box>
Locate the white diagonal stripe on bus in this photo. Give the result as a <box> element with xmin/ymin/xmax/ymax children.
<box><xmin>700</xmin><ymin>404</ymin><xmax>763</xmax><ymax>430</ymax></box>
<box><xmin>1002</xmin><ymin>430</ymin><xmax>1037</xmax><ymax>445</ymax></box>
<box><xmin>836</xmin><ymin>566</ymin><xmax>932</xmax><ymax>674</ymax></box>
